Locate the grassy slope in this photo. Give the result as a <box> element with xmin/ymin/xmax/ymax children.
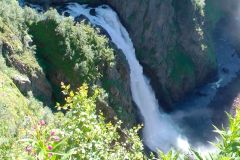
<box><xmin>0</xmin><ymin>71</ymin><xmax>28</xmax><ymax>135</ymax></box>
<box><xmin>0</xmin><ymin>69</ymin><xmax>53</xmax><ymax>158</ymax></box>
<box><xmin>0</xmin><ymin>4</ymin><xmax>52</xmax><ymax>156</ymax></box>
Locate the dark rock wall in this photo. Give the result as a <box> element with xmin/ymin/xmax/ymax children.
<box><xmin>104</xmin><ymin>0</ymin><xmax>217</xmax><ymax>109</ymax></box>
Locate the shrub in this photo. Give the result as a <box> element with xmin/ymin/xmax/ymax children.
<box><xmin>213</xmin><ymin>111</ymin><xmax>240</xmax><ymax>159</ymax></box>
<box><xmin>16</xmin><ymin>83</ymin><xmax>145</xmax><ymax>159</ymax></box>
<box><xmin>29</xmin><ymin>9</ymin><xmax>114</xmax><ymax>84</ymax></box>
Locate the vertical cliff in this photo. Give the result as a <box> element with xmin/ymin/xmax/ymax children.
<box><xmin>25</xmin><ymin>0</ymin><xmax>218</xmax><ymax>110</ymax></box>
<box><xmin>105</xmin><ymin>0</ymin><xmax>217</xmax><ymax>109</ymax></box>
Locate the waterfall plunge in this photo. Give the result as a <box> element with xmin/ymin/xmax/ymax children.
<box><xmin>64</xmin><ymin>3</ymin><xmax>190</xmax><ymax>152</ymax></box>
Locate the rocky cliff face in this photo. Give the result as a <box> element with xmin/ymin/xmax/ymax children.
<box><xmin>105</xmin><ymin>0</ymin><xmax>217</xmax><ymax>109</ymax></box>
<box><xmin>217</xmin><ymin>0</ymin><xmax>240</xmax><ymax>55</ymax></box>
<box><xmin>26</xmin><ymin>0</ymin><xmax>218</xmax><ymax>110</ymax></box>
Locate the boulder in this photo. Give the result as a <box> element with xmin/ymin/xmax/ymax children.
<box><xmin>12</xmin><ymin>74</ymin><xmax>31</xmax><ymax>95</ymax></box>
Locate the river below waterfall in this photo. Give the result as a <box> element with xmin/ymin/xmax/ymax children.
<box><xmin>20</xmin><ymin>1</ymin><xmax>240</xmax><ymax>153</ymax></box>
<box><xmin>170</xmin><ymin>19</ymin><xmax>240</xmax><ymax>147</ymax></box>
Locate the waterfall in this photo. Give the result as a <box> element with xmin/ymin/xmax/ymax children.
<box><xmin>18</xmin><ymin>0</ymin><xmax>240</xmax><ymax>153</ymax></box>
<box><xmin>63</xmin><ymin>3</ymin><xmax>189</xmax><ymax>152</ymax></box>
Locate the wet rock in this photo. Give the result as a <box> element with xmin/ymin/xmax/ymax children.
<box><xmin>101</xmin><ymin>5</ymin><xmax>108</xmax><ymax>9</ymax></box>
<box><xmin>104</xmin><ymin>45</ymin><xmax>138</xmax><ymax>127</ymax></box>
<box><xmin>209</xmin><ymin>75</ymin><xmax>240</xmax><ymax>128</ymax></box>
<box><xmin>25</xmin><ymin>0</ymin><xmax>100</xmax><ymax>6</ymax></box>
<box><xmin>89</xmin><ymin>8</ymin><xmax>96</xmax><ymax>16</ymax></box>
<box><xmin>96</xmin><ymin>98</ymin><xmax>116</xmax><ymax>123</ymax></box>
<box><xmin>222</xmin><ymin>67</ymin><xmax>229</xmax><ymax>74</ymax></box>
<box><xmin>63</xmin><ymin>11</ymin><xmax>70</xmax><ymax>17</ymax></box>
<box><xmin>74</xmin><ymin>14</ymin><xmax>89</xmax><ymax>22</ymax></box>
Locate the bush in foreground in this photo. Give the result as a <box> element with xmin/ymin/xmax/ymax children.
<box><xmin>10</xmin><ymin>83</ymin><xmax>240</xmax><ymax>160</ymax></box>
<box><xmin>15</xmin><ymin>83</ymin><xmax>144</xmax><ymax>159</ymax></box>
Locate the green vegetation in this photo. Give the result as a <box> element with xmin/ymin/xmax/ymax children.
<box><xmin>28</xmin><ymin>8</ymin><xmax>133</xmax><ymax>125</ymax></box>
<box><xmin>0</xmin><ymin>70</ymin><xmax>53</xmax><ymax>159</ymax></box>
<box><xmin>29</xmin><ymin>9</ymin><xmax>114</xmax><ymax>84</ymax></box>
<box><xmin>203</xmin><ymin>0</ymin><xmax>220</xmax><ymax>68</ymax></box>
<box><xmin>166</xmin><ymin>46</ymin><xmax>195</xmax><ymax>84</ymax></box>
<box><xmin>2</xmin><ymin>82</ymin><xmax>240</xmax><ymax>159</ymax></box>
<box><xmin>0</xmin><ymin>2</ymin><xmax>40</xmax><ymax>73</ymax></box>
<box><xmin>0</xmin><ymin>0</ymin><xmax>240</xmax><ymax>159</ymax></box>
<box><xmin>213</xmin><ymin>112</ymin><xmax>240</xmax><ymax>159</ymax></box>
<box><xmin>6</xmin><ymin>84</ymin><xmax>144</xmax><ymax>159</ymax></box>
<box><xmin>0</xmin><ymin>3</ymin><xmax>53</xmax><ymax>154</ymax></box>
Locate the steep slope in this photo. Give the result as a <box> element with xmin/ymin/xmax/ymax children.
<box><xmin>0</xmin><ymin>2</ymin><xmax>53</xmax><ymax>156</ymax></box>
<box><xmin>26</xmin><ymin>0</ymin><xmax>218</xmax><ymax>110</ymax></box>
<box><xmin>28</xmin><ymin>11</ymin><xmax>137</xmax><ymax>126</ymax></box>
<box><xmin>0</xmin><ymin>9</ymin><xmax>52</xmax><ymax>105</ymax></box>
<box><xmin>0</xmin><ymin>0</ymin><xmax>138</xmax><ymax>157</ymax></box>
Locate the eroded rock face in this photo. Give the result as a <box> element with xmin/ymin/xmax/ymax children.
<box><xmin>25</xmin><ymin>0</ymin><xmax>218</xmax><ymax>110</ymax></box>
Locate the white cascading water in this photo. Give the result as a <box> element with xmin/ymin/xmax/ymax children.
<box><xmin>64</xmin><ymin>3</ymin><xmax>190</xmax><ymax>152</ymax></box>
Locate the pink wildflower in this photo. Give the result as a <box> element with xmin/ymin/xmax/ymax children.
<box><xmin>53</xmin><ymin>136</ymin><xmax>60</xmax><ymax>142</ymax></box>
<box><xmin>50</xmin><ymin>130</ymin><xmax>55</xmax><ymax>136</ymax></box>
<box><xmin>48</xmin><ymin>153</ymin><xmax>53</xmax><ymax>157</ymax></box>
<box><xmin>25</xmin><ymin>145</ymin><xmax>32</xmax><ymax>153</ymax></box>
<box><xmin>39</xmin><ymin>120</ymin><xmax>46</xmax><ymax>126</ymax></box>
<box><xmin>48</xmin><ymin>145</ymin><xmax>53</xmax><ymax>150</ymax></box>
